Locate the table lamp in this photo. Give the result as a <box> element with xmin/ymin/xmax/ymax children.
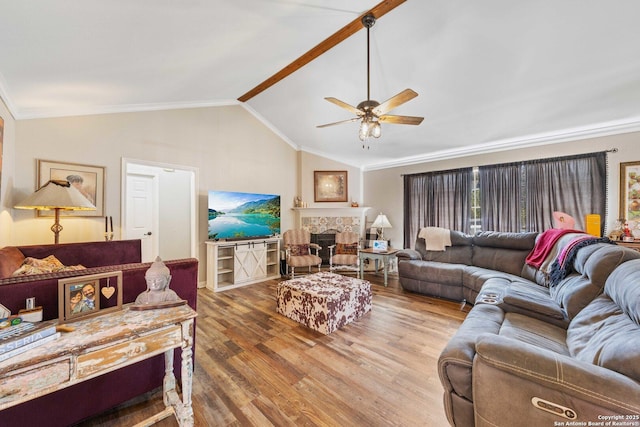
<box><xmin>15</xmin><ymin>180</ymin><xmax>96</xmax><ymax>244</ymax></box>
<box><xmin>371</xmin><ymin>213</ymin><xmax>392</xmax><ymax>240</ymax></box>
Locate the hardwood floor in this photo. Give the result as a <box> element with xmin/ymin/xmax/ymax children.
<box><xmin>76</xmin><ymin>273</ymin><xmax>467</xmax><ymax>426</ymax></box>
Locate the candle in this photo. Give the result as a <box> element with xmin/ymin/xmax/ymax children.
<box><xmin>105</xmin><ymin>216</ymin><xmax>108</xmax><ymax>233</ymax></box>
<box><xmin>110</xmin><ymin>216</ymin><xmax>113</xmax><ymax>233</ymax></box>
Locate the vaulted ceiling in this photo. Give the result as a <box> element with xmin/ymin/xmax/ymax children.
<box><xmin>1</xmin><ymin>1</ymin><xmax>639</xmax><ymax>169</ymax></box>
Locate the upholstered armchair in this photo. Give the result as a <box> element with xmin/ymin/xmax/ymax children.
<box><xmin>328</xmin><ymin>231</ymin><xmax>360</xmax><ymax>277</ymax></box>
<box><xmin>283</xmin><ymin>229</ymin><xmax>322</xmax><ymax>279</ymax></box>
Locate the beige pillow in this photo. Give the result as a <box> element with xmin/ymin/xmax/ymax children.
<box><xmin>0</xmin><ymin>247</ymin><xmax>26</xmax><ymax>279</ymax></box>
<box><xmin>12</xmin><ymin>255</ymin><xmax>85</xmax><ymax>276</ymax></box>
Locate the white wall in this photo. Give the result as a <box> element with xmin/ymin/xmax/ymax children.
<box><xmin>9</xmin><ymin>100</ymin><xmax>638</xmax><ymax>273</ymax></box>
<box><xmin>0</xmin><ymin>98</ymin><xmax>15</xmax><ymax>248</ymax></box>
<box><xmin>158</xmin><ymin>167</ymin><xmax>193</xmax><ymax>260</ymax></box>
<box><xmin>10</xmin><ymin>105</ymin><xmax>300</xmax><ymax>280</ymax></box>
<box><xmin>298</xmin><ymin>151</ymin><xmax>362</xmax><ymax>208</ymax></box>
<box><xmin>364</xmin><ymin>131</ymin><xmax>640</xmax><ymax>248</ymax></box>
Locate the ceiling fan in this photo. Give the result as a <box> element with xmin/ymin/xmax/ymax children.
<box><xmin>317</xmin><ymin>13</ymin><xmax>424</xmax><ymax>147</ymax></box>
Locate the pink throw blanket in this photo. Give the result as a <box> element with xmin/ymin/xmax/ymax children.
<box><xmin>525</xmin><ymin>228</ymin><xmax>582</xmax><ymax>268</ymax></box>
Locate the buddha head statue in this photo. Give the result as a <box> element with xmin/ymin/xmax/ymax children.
<box><xmin>145</xmin><ymin>256</ymin><xmax>172</xmax><ymax>292</ymax></box>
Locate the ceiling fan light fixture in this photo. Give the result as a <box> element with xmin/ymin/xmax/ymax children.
<box><xmin>358</xmin><ymin>119</ymin><xmax>370</xmax><ymax>141</ymax></box>
<box><xmin>317</xmin><ymin>13</ymin><xmax>423</xmax><ymax>145</ymax></box>
<box><xmin>371</xmin><ymin>120</ymin><xmax>381</xmax><ymax>138</ymax></box>
<box><xmin>358</xmin><ymin>116</ymin><xmax>382</xmax><ymax>142</ymax></box>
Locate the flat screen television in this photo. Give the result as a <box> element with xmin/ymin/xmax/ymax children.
<box><xmin>208</xmin><ymin>190</ymin><xmax>280</xmax><ymax>240</ymax></box>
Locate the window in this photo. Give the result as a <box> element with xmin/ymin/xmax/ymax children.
<box><xmin>470</xmin><ymin>167</ymin><xmax>481</xmax><ymax>234</ymax></box>
<box><xmin>404</xmin><ymin>152</ymin><xmax>607</xmax><ymax>248</ymax></box>
<box><xmin>403</xmin><ymin>168</ymin><xmax>472</xmax><ymax>248</ymax></box>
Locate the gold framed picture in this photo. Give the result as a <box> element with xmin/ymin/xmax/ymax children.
<box><xmin>38</xmin><ymin>159</ymin><xmax>105</xmax><ymax>216</ymax></box>
<box><xmin>314</xmin><ymin>170</ymin><xmax>348</xmax><ymax>202</ymax></box>
<box><xmin>620</xmin><ymin>161</ymin><xmax>640</xmax><ymax>221</ymax></box>
<box><xmin>58</xmin><ymin>271</ymin><xmax>123</xmax><ymax>323</ymax></box>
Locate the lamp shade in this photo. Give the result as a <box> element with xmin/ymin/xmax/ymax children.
<box><xmin>15</xmin><ymin>180</ymin><xmax>96</xmax><ymax>211</ymax></box>
<box><xmin>371</xmin><ymin>213</ymin><xmax>392</xmax><ymax>229</ymax></box>
<box><xmin>15</xmin><ymin>180</ymin><xmax>96</xmax><ymax>244</ymax></box>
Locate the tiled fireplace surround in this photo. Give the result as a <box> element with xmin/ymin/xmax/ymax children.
<box><xmin>294</xmin><ymin>207</ymin><xmax>370</xmax><ymax>265</ymax></box>
<box><xmin>301</xmin><ymin>215</ymin><xmax>362</xmax><ymax>235</ymax></box>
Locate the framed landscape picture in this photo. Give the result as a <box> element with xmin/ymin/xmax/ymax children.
<box><xmin>620</xmin><ymin>161</ymin><xmax>640</xmax><ymax>221</ymax></box>
<box><xmin>314</xmin><ymin>170</ymin><xmax>348</xmax><ymax>202</ymax></box>
<box><xmin>38</xmin><ymin>159</ymin><xmax>105</xmax><ymax>216</ymax></box>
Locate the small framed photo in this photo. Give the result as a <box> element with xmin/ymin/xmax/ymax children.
<box><xmin>372</xmin><ymin>240</ymin><xmax>388</xmax><ymax>251</ymax></box>
<box><xmin>620</xmin><ymin>161</ymin><xmax>640</xmax><ymax>221</ymax></box>
<box><xmin>38</xmin><ymin>159</ymin><xmax>105</xmax><ymax>217</ymax></box>
<box><xmin>314</xmin><ymin>170</ymin><xmax>348</xmax><ymax>202</ymax></box>
<box><xmin>58</xmin><ymin>271</ymin><xmax>123</xmax><ymax>323</ymax></box>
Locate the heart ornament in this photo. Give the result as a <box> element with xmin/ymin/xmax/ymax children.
<box><xmin>101</xmin><ymin>286</ymin><xmax>116</xmax><ymax>299</ymax></box>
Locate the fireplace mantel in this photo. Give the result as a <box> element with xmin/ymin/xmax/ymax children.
<box><xmin>291</xmin><ymin>207</ymin><xmax>371</xmax><ymax>214</ymax></box>
<box><xmin>292</xmin><ymin>206</ymin><xmax>372</xmax><ymax>235</ymax></box>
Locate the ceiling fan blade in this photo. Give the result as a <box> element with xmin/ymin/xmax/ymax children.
<box><xmin>378</xmin><ymin>114</ymin><xmax>424</xmax><ymax>125</ymax></box>
<box><xmin>373</xmin><ymin>88</ymin><xmax>419</xmax><ymax>116</ymax></box>
<box><xmin>325</xmin><ymin>97</ymin><xmax>365</xmax><ymax>116</ymax></box>
<box><xmin>317</xmin><ymin>117</ymin><xmax>360</xmax><ymax>128</ymax></box>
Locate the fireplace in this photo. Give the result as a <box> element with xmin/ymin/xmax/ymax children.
<box><xmin>293</xmin><ymin>207</ymin><xmax>370</xmax><ymax>264</ymax></box>
<box><xmin>311</xmin><ymin>230</ymin><xmax>337</xmax><ymax>265</ymax></box>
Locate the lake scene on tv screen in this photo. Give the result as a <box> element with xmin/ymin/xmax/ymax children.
<box><xmin>208</xmin><ymin>191</ymin><xmax>280</xmax><ymax>240</ymax></box>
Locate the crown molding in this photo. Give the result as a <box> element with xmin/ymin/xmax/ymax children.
<box><xmin>362</xmin><ymin>117</ymin><xmax>640</xmax><ymax>171</ymax></box>
<box><xmin>0</xmin><ymin>72</ymin><xmax>18</xmax><ymax>120</ymax></box>
<box><xmin>238</xmin><ymin>104</ymin><xmax>364</xmax><ymax>169</ymax></box>
<box><xmin>238</xmin><ymin>103</ymin><xmax>299</xmax><ymax>152</ymax></box>
<box><xmin>11</xmin><ymin>99</ymin><xmax>240</xmax><ymax>120</ymax></box>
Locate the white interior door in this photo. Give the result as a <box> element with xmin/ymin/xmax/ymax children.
<box><xmin>122</xmin><ymin>158</ymin><xmax>198</xmax><ymax>267</ymax></box>
<box><xmin>125</xmin><ymin>173</ymin><xmax>158</xmax><ymax>262</ymax></box>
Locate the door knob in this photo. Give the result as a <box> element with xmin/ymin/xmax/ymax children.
<box><xmin>145</xmin><ymin>232</ymin><xmax>152</xmax><ymax>236</ymax></box>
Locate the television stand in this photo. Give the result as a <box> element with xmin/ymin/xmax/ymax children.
<box><xmin>205</xmin><ymin>237</ymin><xmax>280</xmax><ymax>292</ymax></box>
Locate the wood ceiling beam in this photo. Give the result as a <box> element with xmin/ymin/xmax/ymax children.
<box><xmin>237</xmin><ymin>0</ymin><xmax>407</xmax><ymax>103</ymax></box>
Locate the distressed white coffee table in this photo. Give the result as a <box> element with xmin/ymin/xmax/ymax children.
<box><xmin>0</xmin><ymin>304</ymin><xmax>197</xmax><ymax>426</ymax></box>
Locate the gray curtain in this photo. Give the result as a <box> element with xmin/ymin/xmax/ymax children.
<box><xmin>524</xmin><ymin>152</ymin><xmax>607</xmax><ymax>232</ymax></box>
<box><xmin>403</xmin><ymin>168</ymin><xmax>472</xmax><ymax>248</ymax></box>
<box><xmin>479</xmin><ymin>162</ymin><xmax>523</xmax><ymax>232</ymax></box>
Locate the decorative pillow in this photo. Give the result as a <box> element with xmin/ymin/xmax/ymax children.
<box><xmin>0</xmin><ymin>247</ymin><xmax>26</xmax><ymax>279</ymax></box>
<box><xmin>289</xmin><ymin>244</ymin><xmax>309</xmax><ymax>256</ymax></box>
<box><xmin>336</xmin><ymin>243</ymin><xmax>358</xmax><ymax>255</ymax></box>
<box><xmin>11</xmin><ymin>255</ymin><xmax>86</xmax><ymax>276</ymax></box>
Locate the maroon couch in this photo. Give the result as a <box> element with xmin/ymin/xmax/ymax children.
<box><xmin>0</xmin><ymin>239</ymin><xmax>198</xmax><ymax>426</ymax></box>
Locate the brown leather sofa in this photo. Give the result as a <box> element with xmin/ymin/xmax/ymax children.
<box><xmin>0</xmin><ymin>239</ymin><xmax>198</xmax><ymax>426</ymax></box>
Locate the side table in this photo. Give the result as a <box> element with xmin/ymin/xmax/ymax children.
<box><xmin>359</xmin><ymin>248</ymin><xmax>399</xmax><ymax>286</ymax></box>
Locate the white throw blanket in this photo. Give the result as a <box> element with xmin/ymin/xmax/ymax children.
<box><xmin>418</xmin><ymin>227</ymin><xmax>452</xmax><ymax>251</ymax></box>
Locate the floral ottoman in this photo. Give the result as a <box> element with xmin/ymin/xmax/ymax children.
<box><xmin>276</xmin><ymin>272</ymin><xmax>372</xmax><ymax>334</ymax></box>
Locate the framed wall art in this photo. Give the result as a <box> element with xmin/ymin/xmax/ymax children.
<box><xmin>38</xmin><ymin>159</ymin><xmax>105</xmax><ymax>216</ymax></box>
<box><xmin>314</xmin><ymin>170</ymin><xmax>348</xmax><ymax>202</ymax></box>
<box><xmin>620</xmin><ymin>161</ymin><xmax>640</xmax><ymax>221</ymax></box>
<box><xmin>58</xmin><ymin>271</ymin><xmax>123</xmax><ymax>323</ymax></box>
